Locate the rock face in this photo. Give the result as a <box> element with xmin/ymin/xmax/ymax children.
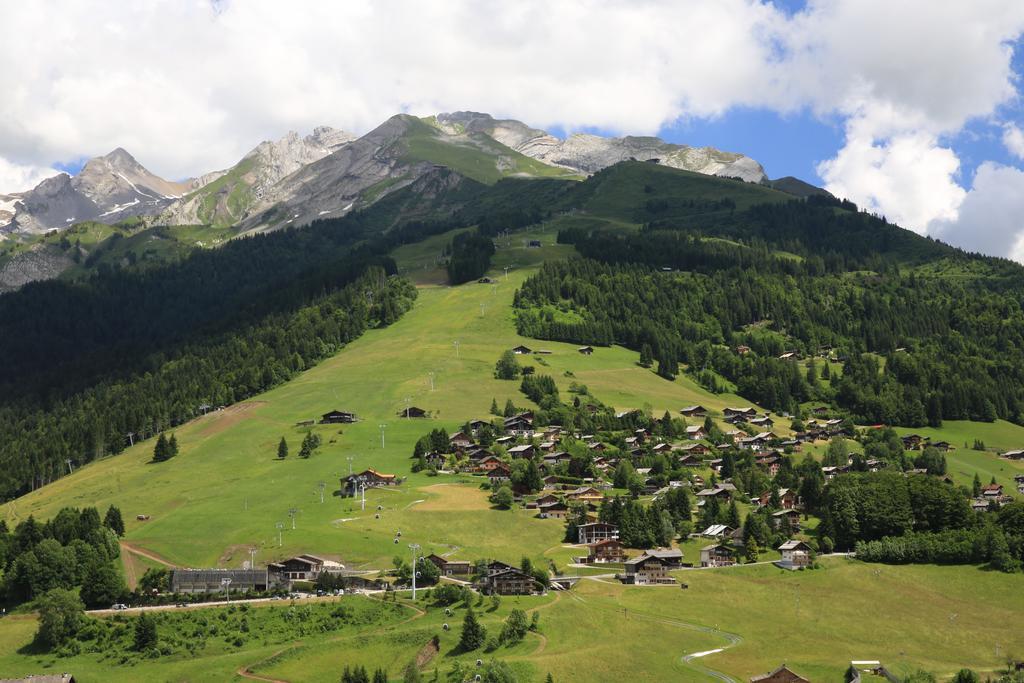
<box><xmin>1</xmin><ymin>148</ymin><xmax>191</xmax><ymax>235</ymax></box>
<box><xmin>434</xmin><ymin>111</ymin><xmax>768</xmax><ymax>183</ymax></box>
<box><xmin>0</xmin><ymin>244</ymin><xmax>74</xmax><ymax>293</ymax></box>
<box><xmin>159</xmin><ymin>126</ymin><xmax>356</xmax><ymax>226</ymax></box>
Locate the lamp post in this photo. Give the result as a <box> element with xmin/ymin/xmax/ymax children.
<box><xmin>409</xmin><ymin>543</ymin><xmax>421</xmax><ymax>600</ymax></box>
<box><xmin>378</xmin><ymin>424</ymin><xmax>387</xmax><ymax>449</ymax></box>
<box><xmin>276</xmin><ymin>522</ymin><xmax>284</xmax><ymax>547</ymax></box>
<box><xmin>221</xmin><ymin>577</ymin><xmax>232</xmax><ymax>603</ymax></box>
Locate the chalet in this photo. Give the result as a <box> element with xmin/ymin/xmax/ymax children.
<box><xmin>1002</xmin><ymin>449</ymin><xmax>1024</xmax><ymax>460</ymax></box>
<box><xmin>171</xmin><ymin>568</ymin><xmax>270</xmax><ymax>594</ymax></box>
<box><xmin>529</xmin><ymin>493</ymin><xmax>561</xmax><ymax>509</ymax></box>
<box><xmin>750</xmin><ymin>664</ymin><xmax>811</xmax><ymax>683</ymax></box>
<box><xmin>320</xmin><ymin>410</ymin><xmax>357</xmax><ymax>424</ymax></box>
<box><xmin>488</xmin><ymin>464</ymin><xmax>512</xmax><ymax>487</ymax></box>
<box><xmin>779</xmin><ymin>439</ymin><xmax>801</xmax><ymax>451</ymax></box>
<box><xmin>754</xmin><ymin>452</ymin><xmax>783</xmax><ymax>477</ymax></box>
<box><xmin>864</xmin><ymin>458</ymin><xmax>884</xmax><ymax>472</ymax></box>
<box><xmin>680</xmin><ymin>405</ymin><xmax>708</xmax><ymax>417</ymax></box>
<box><xmin>696</xmin><ymin>485</ymin><xmax>735</xmax><ymax>505</ymax></box>
<box><xmin>399</xmin><ymin>406</ymin><xmax>429</xmax><ymax>418</ymax></box>
<box><xmin>679</xmin><ymin>442</ymin><xmax>711</xmax><ymax>456</ymax></box>
<box><xmin>700</xmin><ymin>524</ymin><xmax>735</xmax><ymax>539</ymax></box>
<box><xmin>811</xmin><ymin>406</ymin><xmax>830</xmax><ymax>416</ymax></box>
<box><xmin>685</xmin><ymin>425</ymin><xmax>707</xmax><ymax>440</ymax></box>
<box><xmin>615</xmin><ymin>409</ymin><xmax>642</xmax><ymax>420</ymax></box>
<box><xmin>821</xmin><ymin>465</ymin><xmax>849</xmax><ymax>480</ymax></box>
<box><xmin>749</xmin><ymin>416</ymin><xmax>774</xmax><ymax>429</ymax></box>
<box><xmin>981</xmin><ymin>483</ymin><xmax>1004</xmax><ymax>498</ymax></box>
<box><xmin>645</xmin><ymin>548</ymin><xmax>684</xmax><ymax>568</ymax></box>
<box><xmin>735</xmin><ymin>345</ymin><xmax>751</xmax><ymax>355</ymax></box>
<box><xmin>584</xmin><ymin>539</ymin><xmax>626</xmax><ymax>563</ymax></box>
<box><xmin>538</xmin><ymin>441</ymin><xmax>557</xmax><ymax>452</ymax></box>
<box><xmin>425</xmin><ymin>554</ymin><xmax>472</xmax><ymax>577</ymax></box>
<box><xmin>577</xmin><ymin>521</ymin><xmax>619</xmax><ymax>544</ymax></box>
<box><xmin>723</xmin><ymin>407</ymin><xmax>757</xmax><ymax>419</ymax></box>
<box><xmin>538</xmin><ymin>500</ymin><xmax>569</xmax><ymax>519</ymax></box>
<box><xmin>777</xmin><ymin>540</ymin><xmax>812</xmax><ymax>569</ymax></box>
<box><xmin>449</xmin><ymin>431</ymin><xmax>473</xmax><ymax>449</ymax></box>
<box><xmin>931</xmin><ymin>441</ymin><xmax>953</xmax><ymax>452</ymax></box>
<box><xmin>770</xmin><ymin>509</ymin><xmax>802</xmax><ymax>530</ymax></box>
<box><xmin>542</xmin><ymin>451</ymin><xmax>572</xmax><ymax>467</ymax></box>
<box><xmin>700</xmin><ymin>544</ymin><xmax>735</xmax><ymax>568</ymax></box>
<box><xmin>484</xmin><ymin>560</ymin><xmax>516</xmax><ymax>575</ymax></box>
<box><xmin>651</xmin><ymin>442</ymin><xmax>673</xmax><ymax>453</ymax></box>
<box><xmin>424</xmin><ymin>451</ymin><xmax>447</xmax><ymax>469</ymax></box>
<box><xmin>565</xmin><ymin>487</ymin><xmax>604</xmax><ymax>504</ymax></box>
<box><xmin>503</xmin><ymin>418</ymin><xmax>533</xmax><ymax>437</ymax></box>
<box><xmin>267</xmin><ymin>554</ymin><xmax>346</xmax><ymax>584</ymax></box>
<box><xmin>479</xmin><ymin>567</ymin><xmax>542</xmax><ymax>595</ymax></box>
<box><xmin>621</xmin><ymin>553</ymin><xmax>676</xmax><ymax>585</ymax></box>
<box><xmin>468</xmin><ymin>419</ymin><xmax>492</xmax><ymax>433</ymax></box>
<box><xmin>971</xmin><ymin>498</ymin><xmax>993</xmax><ymax>512</ymax></box>
<box><xmin>587</xmin><ymin>441</ymin><xmax>607</xmax><ymax>452</ymax></box>
<box><xmin>901</xmin><ymin>434</ymin><xmax>927</xmax><ymax>450</ymax></box>
<box><xmin>341</xmin><ymin>469</ymin><xmax>398</xmax><ymax>496</ymax></box>
<box><xmin>678</xmin><ymin>454</ymin><xmax>703</xmax><ymax>468</ymax></box>
<box><xmin>778</xmin><ymin>351</ymin><xmax>799</xmax><ymax>360</ymax></box>
<box><xmin>511</xmin><ymin>345</ymin><xmax>533</xmax><ymax>355</ymax></box>
<box><xmin>577</xmin><ymin>346</ymin><xmax>594</xmax><ymax>355</ymax></box>
<box><xmin>624</xmin><ymin>436</ymin><xmax>639</xmax><ymax>448</ymax></box>
<box><xmin>476</xmin><ymin>455</ymin><xmax>504</xmax><ymax>472</ymax></box>
<box><xmin>507</xmin><ymin>444</ymin><xmax>536</xmax><ymax>459</ymax></box>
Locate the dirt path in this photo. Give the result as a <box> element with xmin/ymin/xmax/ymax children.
<box><xmin>236</xmin><ymin>645</ymin><xmax>297</xmax><ymax>683</ymax></box>
<box><xmin>120</xmin><ymin>540</ymin><xmax>177</xmax><ymax>567</ymax></box>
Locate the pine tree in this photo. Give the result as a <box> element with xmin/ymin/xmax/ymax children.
<box><xmin>133</xmin><ymin>612</ymin><xmax>158</xmax><ymax>651</ymax></box>
<box><xmin>153</xmin><ymin>433</ymin><xmax>169</xmax><ymax>462</ymax></box>
<box><xmin>972</xmin><ymin>473</ymin><xmax>982</xmax><ymax>497</ymax></box>
<box><xmin>639</xmin><ymin>343</ymin><xmax>653</xmax><ymax>367</ymax></box>
<box><xmin>726</xmin><ymin>500</ymin><xmax>741</xmax><ymax>529</ymax></box>
<box><xmin>745</xmin><ymin>538</ymin><xmax>760</xmax><ymax>563</ymax></box>
<box><xmin>459</xmin><ymin>608</ymin><xmax>486</xmax><ymax>651</ymax></box>
<box><xmin>503</xmin><ymin>399</ymin><xmax>516</xmax><ymax>417</ymax></box>
<box><xmin>490</xmin><ymin>398</ymin><xmax>500</xmax><ymax>415</ymax></box>
<box><xmin>103</xmin><ymin>505</ymin><xmax>125</xmax><ymax>537</ymax></box>
<box><xmin>169</xmin><ymin>433</ymin><xmax>179</xmax><ymax>457</ymax></box>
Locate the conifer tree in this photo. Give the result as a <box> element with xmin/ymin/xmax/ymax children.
<box><xmin>277</xmin><ymin>437</ymin><xmax>289</xmax><ymax>459</ymax></box>
<box><xmin>459</xmin><ymin>608</ymin><xmax>486</xmax><ymax>651</ymax></box>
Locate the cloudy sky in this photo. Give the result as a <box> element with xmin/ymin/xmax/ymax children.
<box><xmin>2</xmin><ymin>0</ymin><xmax>1024</xmax><ymax>259</ymax></box>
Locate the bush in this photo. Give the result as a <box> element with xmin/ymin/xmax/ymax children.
<box><xmin>35</xmin><ymin>588</ymin><xmax>85</xmax><ymax>649</ymax></box>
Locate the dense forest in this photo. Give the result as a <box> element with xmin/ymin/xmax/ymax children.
<box><xmin>515</xmin><ymin>201</ymin><xmax>1024</xmax><ymax>425</ymax></box>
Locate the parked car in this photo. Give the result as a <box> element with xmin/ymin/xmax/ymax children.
<box><xmin>111</xmin><ymin>603</ymin><xmax>129</xmax><ymax>610</ymax></box>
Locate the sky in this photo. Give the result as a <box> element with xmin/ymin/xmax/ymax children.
<box><xmin>1</xmin><ymin>0</ymin><xmax>1023</xmax><ymax>260</ymax></box>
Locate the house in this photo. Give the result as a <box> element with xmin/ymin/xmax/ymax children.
<box><xmin>577</xmin><ymin>521</ymin><xmax>619</xmax><ymax>544</ymax></box>
<box><xmin>644</xmin><ymin>548</ymin><xmax>684</xmax><ymax>568</ymax></box>
<box><xmin>735</xmin><ymin>345</ymin><xmax>751</xmax><ymax>355</ymax></box>
<box><xmin>320</xmin><ymin>410</ymin><xmax>357</xmax><ymax>424</ymax></box>
<box><xmin>1002</xmin><ymin>449</ymin><xmax>1024</xmax><ymax>460</ymax></box>
<box><xmin>848</xmin><ymin>662</ymin><xmax>899</xmax><ymax>683</ymax></box>
<box><xmin>622</xmin><ymin>553</ymin><xmax>677</xmax><ymax>585</ymax></box>
<box><xmin>901</xmin><ymin>434</ymin><xmax>927</xmax><ymax>450</ymax></box>
<box><xmin>565</xmin><ymin>487</ymin><xmax>604</xmax><ymax>504</ymax></box>
<box><xmin>931</xmin><ymin>441</ymin><xmax>954</xmax><ymax>451</ymax></box>
<box><xmin>749</xmin><ymin>416</ymin><xmax>774</xmax><ymax>429</ymax></box>
<box><xmin>685</xmin><ymin>425</ymin><xmax>707</xmax><ymax>440</ymax></box>
<box><xmin>423</xmin><ymin>451</ymin><xmax>447</xmax><ymax>469</ymax></box>
<box><xmin>503</xmin><ymin>418</ymin><xmax>534</xmax><ymax>437</ymax></box>
<box><xmin>700</xmin><ymin>524</ymin><xmax>735</xmax><ymax>539</ymax></box>
<box><xmin>750</xmin><ymin>664</ymin><xmax>811</xmax><ymax>683</ymax></box>
<box><xmin>756</xmin><ymin>486</ymin><xmax>799</xmax><ymax>511</ymax></box>
<box><xmin>425</xmin><ymin>554</ymin><xmax>472</xmax><ymax>576</ymax></box>
<box><xmin>341</xmin><ymin>469</ymin><xmax>398</xmax><ymax>496</ymax></box>
<box><xmin>777</xmin><ymin>540</ymin><xmax>813</xmax><ymax>569</ymax></box>
<box><xmin>981</xmin><ymin>483</ymin><xmax>1004</xmax><ymax>498</ymax></box>
<box><xmin>542</xmin><ymin>451</ymin><xmax>572</xmax><ymax>468</ymax></box>
<box><xmin>723</xmin><ymin>407</ymin><xmax>757</xmax><ymax>419</ymax></box>
<box><xmin>811</xmin><ymin>406</ymin><xmax>830</xmax><ymax>416</ymax></box>
<box><xmin>399</xmin><ymin>405</ymin><xmax>429</xmax><ymax>418</ymax></box>
<box><xmin>700</xmin><ymin>544</ymin><xmax>735</xmax><ymax>567</ymax></box>
<box><xmin>778</xmin><ymin>351</ymin><xmax>800</xmax><ymax>360</ymax></box>
<box><xmin>488</xmin><ymin>464</ymin><xmax>512</xmax><ymax>487</ymax></box>
<box><xmin>577</xmin><ymin>346</ymin><xmax>594</xmax><ymax>355</ymax></box>
<box><xmin>171</xmin><ymin>568</ymin><xmax>270</xmax><ymax>593</ymax></box>
<box><xmin>696</xmin><ymin>485</ymin><xmax>734</xmax><ymax>505</ymax></box>
<box><xmin>679</xmin><ymin>442</ymin><xmax>711</xmax><ymax>456</ymax></box>
<box><xmin>479</xmin><ymin>567</ymin><xmax>542</xmax><ymax>595</ymax></box>
<box><xmin>678</xmin><ymin>454</ymin><xmax>703</xmax><ymax>468</ymax></box>
<box><xmin>449</xmin><ymin>431</ymin><xmax>474</xmax><ymax>449</ymax></box>
<box><xmin>585</xmin><ymin>539</ymin><xmax>626</xmax><ymax>563</ymax></box>
<box><xmin>507</xmin><ymin>444</ymin><xmax>536</xmax><ymax>459</ymax></box>
<box><xmin>475</xmin><ymin>455</ymin><xmax>504</xmax><ymax>472</ymax></box>
<box><xmin>267</xmin><ymin>554</ymin><xmax>346</xmax><ymax>584</ymax></box>
<box><xmin>821</xmin><ymin>465</ymin><xmax>849</xmax><ymax>480</ymax></box>
<box><xmin>770</xmin><ymin>509</ymin><xmax>802</xmax><ymax>530</ymax></box>
<box><xmin>680</xmin><ymin>405</ymin><xmax>708</xmax><ymax>417</ymax></box>
<box><xmin>538</xmin><ymin>500</ymin><xmax>569</xmax><ymax>519</ymax></box>
<box><xmin>511</xmin><ymin>345</ymin><xmax>533</xmax><ymax>355</ymax></box>
<box><xmin>754</xmin><ymin>452</ymin><xmax>783</xmax><ymax>477</ymax></box>
<box><xmin>651</xmin><ymin>442</ymin><xmax>673</xmax><ymax>453</ymax></box>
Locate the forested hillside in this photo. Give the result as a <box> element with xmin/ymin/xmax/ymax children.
<box><xmin>515</xmin><ymin>189</ymin><xmax>1024</xmax><ymax>426</ymax></box>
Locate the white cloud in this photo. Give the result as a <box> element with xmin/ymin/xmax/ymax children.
<box><xmin>0</xmin><ymin>157</ymin><xmax>60</xmax><ymax>194</ymax></box>
<box><xmin>1004</xmin><ymin>123</ymin><xmax>1024</xmax><ymax>160</ymax></box>
<box><xmin>0</xmin><ymin>0</ymin><xmax>1022</xmax><ymax>250</ymax></box>
<box><xmin>929</xmin><ymin>162</ymin><xmax>1024</xmax><ymax>261</ymax></box>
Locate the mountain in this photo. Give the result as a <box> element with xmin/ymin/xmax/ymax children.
<box><xmin>433</xmin><ymin>111</ymin><xmax>768</xmax><ymax>183</ymax></box>
<box><xmin>159</xmin><ymin>126</ymin><xmax>356</xmax><ymax>226</ymax></box>
<box><xmin>769</xmin><ymin>175</ymin><xmax>832</xmax><ymax>198</ymax></box>
<box><xmin>0</xmin><ymin>148</ymin><xmax>190</xmax><ymax>235</ymax></box>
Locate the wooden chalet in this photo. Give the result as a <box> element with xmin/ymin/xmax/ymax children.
<box><xmin>577</xmin><ymin>346</ymin><xmax>594</xmax><ymax>355</ymax></box>
<box><xmin>488</xmin><ymin>464</ymin><xmax>512</xmax><ymax>486</ymax></box>
<box><xmin>511</xmin><ymin>345</ymin><xmax>533</xmax><ymax>355</ymax></box>
<box><xmin>538</xmin><ymin>500</ymin><xmax>570</xmax><ymax>519</ymax></box>
<box><xmin>584</xmin><ymin>539</ymin><xmax>626</xmax><ymax>563</ymax></box>
<box><xmin>678</xmin><ymin>453</ymin><xmax>703</xmax><ymax>468</ymax></box>
<box><xmin>723</xmin><ymin>407</ymin><xmax>758</xmax><ymax>419</ymax></box>
<box><xmin>982</xmin><ymin>483</ymin><xmax>1004</xmax><ymax>498</ymax></box>
<box><xmin>267</xmin><ymin>554</ymin><xmax>346</xmax><ymax>584</ymax></box>
<box><xmin>341</xmin><ymin>469</ymin><xmax>398</xmax><ymax>496</ymax></box>
<box><xmin>680</xmin><ymin>405</ymin><xmax>708</xmax><ymax>417</ymax></box>
<box><xmin>425</xmin><ymin>554</ymin><xmax>472</xmax><ymax>577</ymax></box>
<box><xmin>622</xmin><ymin>552</ymin><xmax>677</xmax><ymax>585</ymax></box>
<box><xmin>700</xmin><ymin>544</ymin><xmax>735</xmax><ymax>568</ymax></box>
<box><xmin>685</xmin><ymin>425</ymin><xmax>707</xmax><ymax>440</ymax></box>
<box><xmin>749</xmin><ymin>416</ymin><xmax>774</xmax><ymax>429</ymax></box>
<box><xmin>321</xmin><ymin>410</ymin><xmax>357</xmax><ymax>424</ymax></box>
<box><xmin>901</xmin><ymin>434</ymin><xmax>927</xmax><ymax>450</ymax></box>
<box><xmin>479</xmin><ymin>567</ymin><xmax>542</xmax><ymax>595</ymax></box>
<box><xmin>507</xmin><ymin>444</ymin><xmax>536</xmax><ymax>459</ymax></box>
<box><xmin>750</xmin><ymin>664</ymin><xmax>811</xmax><ymax>683</ymax></box>
<box><xmin>399</xmin><ymin>406</ymin><xmax>429</xmax><ymax>418</ymax></box>
<box><xmin>777</xmin><ymin>540</ymin><xmax>812</xmax><ymax>569</ymax></box>
<box><xmin>565</xmin><ymin>486</ymin><xmax>604</xmax><ymax>504</ymax></box>
<box><xmin>1002</xmin><ymin>449</ymin><xmax>1024</xmax><ymax>460</ymax></box>
<box><xmin>449</xmin><ymin>431</ymin><xmax>473</xmax><ymax>449</ymax></box>
<box><xmin>770</xmin><ymin>508</ymin><xmax>802</xmax><ymax>530</ymax></box>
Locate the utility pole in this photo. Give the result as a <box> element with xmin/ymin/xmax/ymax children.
<box><xmin>347</xmin><ymin>455</ymin><xmax>354</xmax><ymax>476</ymax></box>
<box><xmin>318</xmin><ymin>480</ymin><xmax>326</xmax><ymax>504</ymax></box>
<box><xmin>453</xmin><ymin>341</ymin><xmax>460</xmax><ymax>358</ymax></box>
<box><xmin>126</xmin><ymin>432</ymin><xmax>135</xmax><ymax>447</ymax></box>
<box><xmin>288</xmin><ymin>508</ymin><xmax>298</xmax><ymax>530</ymax></box>
<box><xmin>249</xmin><ymin>547</ymin><xmax>257</xmax><ymax>569</ymax></box>
<box><xmin>276</xmin><ymin>522</ymin><xmax>284</xmax><ymax>547</ymax></box>
<box><xmin>480</xmin><ymin>302</ymin><xmax>486</xmax><ymax>317</ymax></box>
<box><xmin>404</xmin><ymin>397</ymin><xmax>411</xmax><ymax>418</ymax></box>
<box><xmin>409</xmin><ymin>543</ymin><xmax>421</xmax><ymax>600</ymax></box>
<box><xmin>379</xmin><ymin>424</ymin><xmax>387</xmax><ymax>449</ymax></box>
<box><xmin>65</xmin><ymin>459</ymin><xmax>74</xmax><ymax>476</ymax></box>
<box><xmin>360</xmin><ymin>483</ymin><xmax>367</xmax><ymax>511</ymax></box>
<box><xmin>428</xmin><ymin>372</ymin><xmax>435</xmax><ymax>391</ymax></box>
<box><xmin>221</xmin><ymin>577</ymin><xmax>232</xmax><ymax>603</ymax></box>
<box><xmin>503</xmin><ymin>266</ymin><xmax>509</xmax><ymax>280</ymax></box>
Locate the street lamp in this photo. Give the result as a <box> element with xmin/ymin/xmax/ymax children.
<box><xmin>221</xmin><ymin>577</ymin><xmax>232</xmax><ymax>603</ymax></box>
<box><xmin>378</xmin><ymin>424</ymin><xmax>387</xmax><ymax>448</ymax></box>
